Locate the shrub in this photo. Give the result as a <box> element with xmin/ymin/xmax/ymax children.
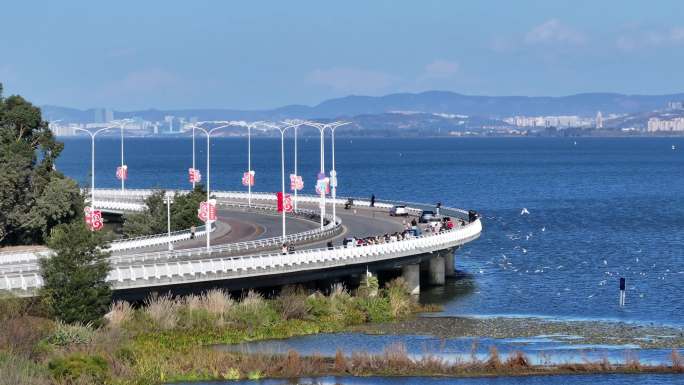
<box><xmin>0</xmin><ymin>351</ymin><xmax>51</xmax><ymax>385</ymax></box>
<box><xmin>48</xmin><ymin>353</ymin><xmax>109</xmax><ymax>384</ymax></box>
<box><xmin>230</xmin><ymin>290</ymin><xmax>277</xmax><ymax>329</ymax></box>
<box><xmin>0</xmin><ymin>294</ymin><xmax>28</xmax><ymax>321</ymax></box>
<box><xmin>672</xmin><ymin>349</ymin><xmax>683</xmax><ymax>373</ymax></box>
<box><xmin>0</xmin><ymin>316</ymin><xmax>54</xmax><ymax>357</ymax></box>
<box><xmin>47</xmin><ymin>321</ymin><xmax>94</xmax><ymax>346</ymax></box>
<box><xmin>222</xmin><ymin>367</ymin><xmax>241</xmax><ymax>380</ymax></box>
<box><xmin>385</xmin><ymin>278</ymin><xmax>412</xmax><ymax>318</ymax></box>
<box><xmin>144</xmin><ymin>294</ymin><xmax>179</xmax><ymax>330</ymax></box>
<box><xmin>247</xmin><ymin>370</ymin><xmax>263</xmax><ymax>380</ymax></box>
<box><xmin>107</xmin><ymin>300</ymin><xmax>134</xmax><ymax>328</ymax></box>
<box><xmin>358</xmin><ymin>297</ymin><xmax>392</xmax><ymax>323</ymax></box>
<box><xmin>275</xmin><ymin>286</ymin><xmax>310</xmax><ymax>320</ymax></box>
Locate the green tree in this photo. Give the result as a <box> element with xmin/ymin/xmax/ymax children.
<box><xmin>0</xmin><ymin>83</ymin><xmax>82</xmax><ymax>246</ymax></box>
<box><xmin>39</xmin><ymin>220</ymin><xmax>111</xmax><ymax>325</ymax></box>
<box><xmin>122</xmin><ymin>185</ymin><xmax>206</xmax><ymax>238</ymax></box>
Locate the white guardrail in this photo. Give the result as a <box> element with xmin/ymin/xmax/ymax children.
<box><xmin>0</xmin><ymin>193</ymin><xmax>340</xmax><ymax>269</ymax></box>
<box><xmin>0</xmin><ymin>189</ymin><xmax>481</xmax><ymax>294</ymax></box>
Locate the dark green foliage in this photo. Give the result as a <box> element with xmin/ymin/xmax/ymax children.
<box><xmin>47</xmin><ymin>353</ymin><xmax>109</xmax><ymax>384</ymax></box>
<box><xmin>122</xmin><ymin>185</ymin><xmax>206</xmax><ymax>238</ymax></box>
<box><xmin>39</xmin><ymin>221</ymin><xmax>111</xmax><ymax>325</ymax></box>
<box><xmin>0</xmin><ymin>83</ymin><xmax>83</xmax><ymax>246</ymax></box>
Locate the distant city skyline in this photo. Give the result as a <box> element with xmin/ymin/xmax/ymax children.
<box><xmin>3</xmin><ymin>1</ymin><xmax>684</xmax><ymax>110</ymax></box>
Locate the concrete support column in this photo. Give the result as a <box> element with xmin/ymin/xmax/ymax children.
<box><xmin>401</xmin><ymin>264</ymin><xmax>420</xmax><ymax>295</ymax></box>
<box><xmin>428</xmin><ymin>255</ymin><xmax>445</xmax><ymax>285</ymax></box>
<box><xmin>444</xmin><ymin>250</ymin><xmax>456</xmax><ymax>278</ymax></box>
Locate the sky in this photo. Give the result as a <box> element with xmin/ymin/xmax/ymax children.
<box><xmin>2</xmin><ymin>1</ymin><xmax>684</xmax><ymax>111</ymax></box>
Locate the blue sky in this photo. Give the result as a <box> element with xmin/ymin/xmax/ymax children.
<box><xmin>2</xmin><ymin>1</ymin><xmax>684</xmax><ymax>110</ymax></box>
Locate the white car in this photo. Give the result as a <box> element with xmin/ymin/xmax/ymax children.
<box><xmin>389</xmin><ymin>205</ymin><xmax>408</xmax><ymax>216</ymax></box>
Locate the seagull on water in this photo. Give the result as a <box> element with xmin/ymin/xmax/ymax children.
<box><xmin>521</xmin><ymin>208</ymin><xmax>530</xmax><ymax>215</ymax></box>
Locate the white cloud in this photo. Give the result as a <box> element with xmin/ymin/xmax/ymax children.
<box><xmin>617</xmin><ymin>27</ymin><xmax>684</xmax><ymax>51</ymax></box>
<box><xmin>524</xmin><ymin>19</ymin><xmax>585</xmax><ymax>45</ymax></box>
<box><xmin>307</xmin><ymin>67</ymin><xmax>395</xmax><ymax>94</ymax></box>
<box><xmin>422</xmin><ymin>60</ymin><xmax>459</xmax><ymax>79</ymax></box>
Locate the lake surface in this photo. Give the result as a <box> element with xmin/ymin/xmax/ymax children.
<box><xmin>57</xmin><ymin>137</ymin><xmax>684</xmax><ymax>384</ymax></box>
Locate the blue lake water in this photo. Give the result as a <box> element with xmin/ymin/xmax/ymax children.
<box><xmin>56</xmin><ymin>137</ymin><xmax>684</xmax><ymax>326</ymax></box>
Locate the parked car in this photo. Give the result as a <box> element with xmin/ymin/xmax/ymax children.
<box><xmin>342</xmin><ymin>237</ymin><xmax>357</xmax><ymax>247</ymax></box>
<box><xmin>389</xmin><ymin>205</ymin><xmax>408</xmax><ymax>216</ymax></box>
<box><xmin>419</xmin><ymin>210</ymin><xmax>437</xmax><ymax>223</ymax></box>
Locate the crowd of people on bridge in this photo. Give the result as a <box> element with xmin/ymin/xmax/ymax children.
<box><xmin>342</xmin><ymin>216</ymin><xmax>464</xmax><ymax>248</ymax></box>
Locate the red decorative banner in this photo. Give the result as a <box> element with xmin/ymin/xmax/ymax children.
<box><xmin>84</xmin><ymin>207</ymin><xmax>103</xmax><ymax>231</ymax></box>
<box><xmin>188</xmin><ymin>168</ymin><xmax>202</xmax><ymax>183</ymax></box>
<box><xmin>116</xmin><ymin>165</ymin><xmax>128</xmax><ymax>180</ymax></box>
<box><xmin>197</xmin><ymin>199</ymin><xmax>217</xmax><ymax>222</ymax></box>
<box><xmin>242</xmin><ymin>170</ymin><xmax>255</xmax><ymax>187</ymax></box>
<box><xmin>290</xmin><ymin>174</ymin><xmax>303</xmax><ymax>191</ymax></box>
<box><xmin>276</xmin><ymin>192</ymin><xmax>294</xmax><ymax>213</ymax></box>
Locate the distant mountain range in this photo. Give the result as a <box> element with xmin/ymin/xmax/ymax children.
<box><xmin>41</xmin><ymin>91</ymin><xmax>684</xmax><ymax>123</ymax></box>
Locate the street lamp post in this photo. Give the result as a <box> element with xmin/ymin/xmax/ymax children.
<box><xmin>74</xmin><ymin>127</ymin><xmax>113</xmax><ymax>210</ymax></box>
<box><xmin>304</xmin><ymin>122</ymin><xmax>327</xmax><ymax>230</ymax></box>
<box><xmin>192</xmin><ymin>125</ymin><xmax>196</xmax><ymax>189</ymax></box>
<box><xmin>188</xmin><ymin>123</ymin><xmax>231</xmax><ymax>252</ymax></box>
<box><xmin>233</xmin><ymin>121</ymin><xmax>262</xmax><ymax>207</ymax></box>
<box><xmin>261</xmin><ymin>122</ymin><xmax>298</xmax><ymax>240</ymax></box>
<box><xmin>166</xmin><ymin>192</ymin><xmax>173</xmax><ymax>251</ymax></box>
<box><xmin>283</xmin><ymin>120</ymin><xmax>306</xmax><ymax>212</ymax></box>
<box><xmin>328</xmin><ymin>122</ymin><xmax>351</xmax><ymax>221</ymax></box>
<box><xmin>120</xmin><ymin>121</ymin><xmax>125</xmax><ymax>191</ymax></box>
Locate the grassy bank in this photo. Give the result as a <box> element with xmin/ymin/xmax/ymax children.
<box><xmin>2</xmin><ymin>279</ymin><xmax>683</xmax><ymax>384</ymax></box>
<box><xmin>1</xmin><ymin>279</ymin><xmax>432</xmax><ymax>384</ymax></box>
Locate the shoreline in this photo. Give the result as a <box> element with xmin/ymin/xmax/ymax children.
<box><xmin>353</xmin><ymin>316</ymin><xmax>684</xmax><ymax>349</ymax></box>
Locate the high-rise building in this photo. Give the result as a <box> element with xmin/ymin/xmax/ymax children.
<box><xmin>93</xmin><ymin>108</ymin><xmax>105</xmax><ymax>123</ymax></box>
<box><xmin>596</xmin><ymin>111</ymin><xmax>603</xmax><ymax>129</ymax></box>
<box><xmin>164</xmin><ymin>115</ymin><xmax>175</xmax><ymax>133</ymax></box>
<box><xmin>104</xmin><ymin>108</ymin><xmax>114</xmax><ymax>122</ymax></box>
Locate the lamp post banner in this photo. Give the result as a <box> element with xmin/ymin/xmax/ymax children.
<box><xmin>290</xmin><ymin>174</ymin><xmax>303</xmax><ymax>191</ymax></box>
<box><xmin>188</xmin><ymin>168</ymin><xmax>202</xmax><ymax>183</ymax></box>
<box><xmin>84</xmin><ymin>207</ymin><xmax>103</xmax><ymax>231</ymax></box>
<box><xmin>316</xmin><ymin>174</ymin><xmax>330</xmax><ymax>195</ymax></box>
<box><xmin>276</xmin><ymin>192</ymin><xmax>294</xmax><ymax>213</ymax></box>
<box><xmin>116</xmin><ymin>165</ymin><xmax>128</xmax><ymax>180</ymax></box>
<box><xmin>242</xmin><ymin>171</ymin><xmax>255</xmax><ymax>186</ymax></box>
<box><xmin>198</xmin><ymin>200</ymin><xmax>217</xmax><ymax>222</ymax></box>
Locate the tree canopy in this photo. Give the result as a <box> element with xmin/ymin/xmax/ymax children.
<box><xmin>122</xmin><ymin>185</ymin><xmax>207</xmax><ymax>238</ymax></box>
<box><xmin>39</xmin><ymin>220</ymin><xmax>112</xmax><ymax>325</ymax></box>
<box><xmin>0</xmin><ymin>83</ymin><xmax>83</xmax><ymax>246</ymax></box>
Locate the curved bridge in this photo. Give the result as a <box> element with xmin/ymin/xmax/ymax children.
<box><xmin>0</xmin><ymin>189</ymin><xmax>482</xmax><ymax>298</ymax></box>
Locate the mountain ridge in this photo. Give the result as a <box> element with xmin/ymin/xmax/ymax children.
<box><xmin>41</xmin><ymin>90</ymin><xmax>684</xmax><ymax>123</ymax></box>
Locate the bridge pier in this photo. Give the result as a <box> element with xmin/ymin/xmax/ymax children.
<box><xmin>444</xmin><ymin>249</ymin><xmax>456</xmax><ymax>278</ymax></box>
<box><xmin>401</xmin><ymin>264</ymin><xmax>420</xmax><ymax>295</ymax></box>
<box><xmin>428</xmin><ymin>255</ymin><xmax>445</xmax><ymax>286</ymax></box>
